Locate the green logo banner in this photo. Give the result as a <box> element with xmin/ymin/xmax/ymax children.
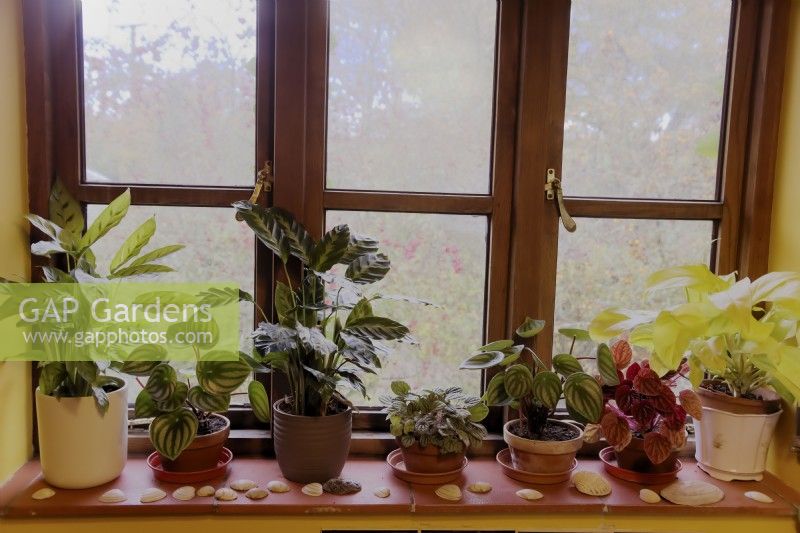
<box><xmin>0</xmin><ymin>283</ymin><xmax>240</xmax><ymax>362</ymax></box>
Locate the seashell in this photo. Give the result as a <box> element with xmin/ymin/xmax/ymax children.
<box><xmin>373</xmin><ymin>487</ymin><xmax>391</xmax><ymax>498</ymax></box>
<box><xmin>196</xmin><ymin>485</ymin><xmax>215</xmax><ymax>497</ymax></box>
<box><xmin>639</xmin><ymin>488</ymin><xmax>661</xmax><ymax>504</ymax></box>
<box><xmin>434</xmin><ymin>484</ymin><xmax>462</xmax><ymax>502</ymax></box>
<box><xmin>99</xmin><ymin>489</ymin><xmax>127</xmax><ymax>503</ymax></box>
<box><xmin>140</xmin><ymin>488</ymin><xmax>166</xmax><ymax>503</ymax></box>
<box><xmin>214</xmin><ymin>487</ymin><xmax>238</xmax><ymax>501</ymax></box>
<box><xmin>323</xmin><ymin>478</ymin><xmax>362</xmax><ymax>495</ymax></box>
<box><xmin>245</xmin><ymin>487</ymin><xmax>269</xmax><ymax>500</ymax></box>
<box><xmin>301</xmin><ymin>483</ymin><xmax>323</xmax><ymax>497</ymax></box>
<box><xmin>660</xmin><ymin>480</ymin><xmax>724</xmax><ymax>506</ymax></box>
<box><xmin>172</xmin><ymin>486</ymin><xmax>196</xmax><ymax>501</ymax></box>
<box><xmin>230</xmin><ymin>479</ymin><xmax>258</xmax><ymax>492</ymax></box>
<box><xmin>572</xmin><ymin>471</ymin><xmax>611</xmax><ymax>497</ymax></box>
<box><xmin>515</xmin><ymin>488</ymin><xmax>543</xmax><ymax>501</ymax></box>
<box><xmin>744</xmin><ymin>491</ymin><xmax>773</xmax><ymax>504</ymax></box>
<box><xmin>32</xmin><ymin>487</ymin><xmax>55</xmax><ymax>500</ymax></box>
<box><xmin>466</xmin><ymin>481</ymin><xmax>492</xmax><ymax>494</ymax></box>
<box><xmin>267</xmin><ymin>480</ymin><xmax>291</xmax><ymax>493</ymax></box>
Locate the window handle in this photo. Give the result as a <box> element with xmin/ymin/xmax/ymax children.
<box><xmin>235</xmin><ymin>161</ymin><xmax>274</xmax><ymax>221</ymax></box>
<box><xmin>545</xmin><ymin>168</ymin><xmax>577</xmax><ymax>232</ymax></box>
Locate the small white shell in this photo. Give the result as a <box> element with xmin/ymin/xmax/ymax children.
<box><xmin>230</xmin><ymin>479</ymin><xmax>258</xmax><ymax>491</ymax></box>
<box><xmin>266</xmin><ymin>480</ymin><xmax>291</xmax><ymax>493</ymax></box>
<box><xmin>515</xmin><ymin>488</ymin><xmax>543</xmax><ymax>501</ymax></box>
<box><xmin>139</xmin><ymin>488</ymin><xmax>166</xmax><ymax>503</ymax></box>
<box><xmin>639</xmin><ymin>488</ymin><xmax>661</xmax><ymax>504</ymax></box>
<box><xmin>466</xmin><ymin>481</ymin><xmax>492</xmax><ymax>494</ymax></box>
<box><xmin>196</xmin><ymin>485</ymin><xmax>215</xmax><ymax>497</ymax></box>
<box><xmin>301</xmin><ymin>483</ymin><xmax>323</xmax><ymax>497</ymax></box>
<box><xmin>572</xmin><ymin>471</ymin><xmax>612</xmax><ymax>497</ymax></box>
<box><xmin>172</xmin><ymin>486</ymin><xmax>196</xmax><ymax>501</ymax></box>
<box><xmin>434</xmin><ymin>484</ymin><xmax>462</xmax><ymax>501</ymax></box>
<box><xmin>245</xmin><ymin>487</ymin><xmax>269</xmax><ymax>500</ymax></box>
<box><xmin>744</xmin><ymin>491</ymin><xmax>773</xmax><ymax>504</ymax></box>
<box><xmin>31</xmin><ymin>488</ymin><xmax>55</xmax><ymax>500</ymax></box>
<box><xmin>214</xmin><ymin>487</ymin><xmax>238</xmax><ymax>501</ymax></box>
<box><xmin>99</xmin><ymin>489</ymin><xmax>127</xmax><ymax>503</ymax></box>
<box><xmin>660</xmin><ymin>480</ymin><xmax>724</xmax><ymax>506</ymax></box>
<box><xmin>373</xmin><ymin>486</ymin><xmax>391</xmax><ymax>498</ymax></box>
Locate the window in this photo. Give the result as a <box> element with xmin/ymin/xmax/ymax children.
<box><xmin>23</xmin><ymin>0</ymin><xmax>790</xmax><ymax>443</ymax></box>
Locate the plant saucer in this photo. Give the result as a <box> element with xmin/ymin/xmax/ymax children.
<box><xmin>386</xmin><ymin>448</ymin><xmax>466</xmax><ymax>485</ymax></box>
<box><xmin>147</xmin><ymin>447</ymin><xmax>233</xmax><ymax>483</ymax></box>
<box><xmin>495</xmin><ymin>448</ymin><xmax>577</xmax><ymax>484</ymax></box>
<box><xmin>599</xmin><ymin>446</ymin><xmax>681</xmax><ymax>485</ymax></box>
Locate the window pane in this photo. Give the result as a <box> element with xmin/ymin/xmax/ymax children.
<box><xmin>553</xmin><ymin>218</ymin><xmax>714</xmax><ymax>358</ymax></box>
<box><xmin>326</xmin><ymin>211</ymin><xmax>486</xmax><ymax>403</ymax></box>
<box><xmin>87</xmin><ymin>205</ymin><xmax>255</xmax><ymax>402</ymax></box>
<box><xmin>326</xmin><ymin>0</ymin><xmax>496</xmax><ymax>194</ymax></box>
<box><xmin>563</xmin><ymin>0</ymin><xmax>731</xmax><ymax>200</ymax></box>
<box><xmin>82</xmin><ymin>0</ymin><xmax>256</xmax><ymax>186</ymax></box>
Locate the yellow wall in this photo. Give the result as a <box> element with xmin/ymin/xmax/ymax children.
<box><xmin>0</xmin><ymin>0</ymin><xmax>31</xmax><ymax>485</ymax></box>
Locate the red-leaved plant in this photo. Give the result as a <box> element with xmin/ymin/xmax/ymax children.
<box><xmin>591</xmin><ymin>340</ymin><xmax>703</xmax><ymax>465</ymax></box>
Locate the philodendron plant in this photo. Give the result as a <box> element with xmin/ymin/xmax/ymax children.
<box><xmin>460</xmin><ymin>318</ymin><xmax>605</xmax><ymax>439</ymax></box>
<box><xmin>589</xmin><ymin>264</ymin><xmax>800</xmax><ymax>403</ymax></box>
<box><xmin>233</xmin><ymin>201</ymin><xmax>416</xmax><ymax>417</ymax></box>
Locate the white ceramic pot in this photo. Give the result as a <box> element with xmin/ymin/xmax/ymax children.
<box><xmin>694</xmin><ymin>405</ymin><xmax>782</xmax><ymax>481</ymax></box>
<box><xmin>35</xmin><ymin>384</ymin><xmax>128</xmax><ymax>488</ymax></box>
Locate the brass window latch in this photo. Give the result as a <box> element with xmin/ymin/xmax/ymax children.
<box><xmin>545</xmin><ymin>168</ymin><xmax>577</xmax><ymax>233</ymax></box>
<box><xmin>235</xmin><ymin>161</ymin><xmax>274</xmax><ymax>221</ymax></box>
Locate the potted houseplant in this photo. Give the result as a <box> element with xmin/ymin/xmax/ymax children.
<box><xmin>382</xmin><ymin>380</ymin><xmax>488</xmax><ymax>473</ymax></box>
<box><xmin>234</xmin><ymin>201</ymin><xmax>414</xmax><ymax>483</ymax></box>
<box><xmin>22</xmin><ymin>181</ymin><xmax>183</xmax><ymax>488</ymax></box>
<box><xmin>590</xmin><ymin>264</ymin><xmax>800</xmax><ymax>481</ymax></box>
<box><xmin>459</xmin><ymin>318</ymin><xmax>604</xmax><ymax>478</ymax></box>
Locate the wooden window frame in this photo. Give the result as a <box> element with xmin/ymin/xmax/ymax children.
<box><xmin>22</xmin><ymin>0</ymin><xmax>790</xmax><ymax>453</ymax></box>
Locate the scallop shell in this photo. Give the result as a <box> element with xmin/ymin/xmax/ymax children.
<box><xmin>660</xmin><ymin>480</ymin><xmax>724</xmax><ymax>506</ymax></box>
<box><xmin>267</xmin><ymin>480</ymin><xmax>291</xmax><ymax>493</ymax></box>
<box><xmin>744</xmin><ymin>491</ymin><xmax>773</xmax><ymax>504</ymax></box>
<box><xmin>99</xmin><ymin>489</ymin><xmax>127</xmax><ymax>503</ymax></box>
<box><xmin>301</xmin><ymin>483</ymin><xmax>323</xmax><ymax>497</ymax></box>
<box><xmin>373</xmin><ymin>486</ymin><xmax>391</xmax><ymax>498</ymax></box>
<box><xmin>214</xmin><ymin>487</ymin><xmax>238</xmax><ymax>501</ymax></box>
<box><xmin>515</xmin><ymin>488</ymin><xmax>543</xmax><ymax>501</ymax></box>
<box><xmin>172</xmin><ymin>486</ymin><xmax>196</xmax><ymax>501</ymax></box>
<box><xmin>140</xmin><ymin>488</ymin><xmax>166</xmax><ymax>503</ymax></box>
<box><xmin>434</xmin><ymin>484</ymin><xmax>462</xmax><ymax>502</ymax></box>
<box><xmin>245</xmin><ymin>487</ymin><xmax>269</xmax><ymax>500</ymax></box>
<box><xmin>572</xmin><ymin>471</ymin><xmax>611</xmax><ymax>497</ymax></box>
<box><xmin>31</xmin><ymin>488</ymin><xmax>55</xmax><ymax>500</ymax></box>
<box><xmin>230</xmin><ymin>479</ymin><xmax>258</xmax><ymax>491</ymax></box>
<box><xmin>639</xmin><ymin>488</ymin><xmax>661</xmax><ymax>504</ymax></box>
<box><xmin>196</xmin><ymin>485</ymin><xmax>215</xmax><ymax>497</ymax></box>
<box><xmin>466</xmin><ymin>481</ymin><xmax>492</xmax><ymax>494</ymax></box>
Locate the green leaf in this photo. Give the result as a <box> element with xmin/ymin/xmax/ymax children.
<box><xmin>149</xmin><ymin>408</ymin><xmax>199</xmax><ymax>461</ymax></box>
<box><xmin>552</xmin><ymin>353</ymin><xmax>583</xmax><ymax>377</ymax></box>
<box><xmin>156</xmin><ymin>381</ymin><xmax>188</xmax><ymax>412</ymax></box>
<box><xmin>108</xmin><ymin>263</ymin><xmax>174</xmax><ymax>279</ymax></box>
<box><xmin>269</xmin><ymin>206</ymin><xmax>315</xmax><ymax>263</ymax></box>
<box><xmin>41</xmin><ymin>266</ymin><xmax>75</xmax><ymax>283</ymax></box>
<box><xmin>390</xmin><ymin>380</ymin><xmax>410</xmax><ymax>396</ymax></box>
<box><xmin>120</xmin><ymin>344</ymin><xmax>167</xmax><ymax>375</ymax></box>
<box><xmin>558</xmin><ymin>328</ymin><xmax>591</xmax><ymax>342</ymax></box>
<box><xmin>515</xmin><ymin>317</ymin><xmax>546</xmax><ymax>338</ymax></box>
<box><xmin>31</xmin><ymin>240</ymin><xmax>65</xmax><ymax>257</ymax></box>
<box><xmin>110</xmin><ymin>216</ymin><xmax>156</xmax><ymax>273</ymax></box>
<box><xmin>134</xmin><ymin>389</ymin><xmax>163</xmax><ymax>418</ymax></box>
<box><xmin>310</xmin><ymin>224</ymin><xmax>350</xmax><ymax>272</ymax></box>
<box><xmin>49</xmin><ymin>180</ymin><xmax>84</xmax><ymax>235</ymax></box>
<box><xmin>39</xmin><ymin>363</ymin><xmax>66</xmax><ymax>395</ymax></box>
<box><xmin>477</xmin><ymin>339</ymin><xmax>514</xmax><ymax>352</ymax></box>
<box><xmin>531</xmin><ymin>371</ymin><xmax>563</xmax><ymax>410</ymax></box>
<box><xmin>126</xmin><ymin>244</ymin><xmax>185</xmax><ymax>269</ymax></box>
<box><xmin>468</xmin><ymin>402</ymin><xmax>489</xmax><ymax>422</ymax></box>
<box><xmin>196</xmin><ymin>356</ymin><xmax>251</xmax><ymax>395</ymax></box>
<box><xmin>596</xmin><ymin>343</ymin><xmax>620</xmax><ymax>386</ymax></box>
<box><xmin>339</xmin><ymin>233</ymin><xmax>380</xmax><ymax>264</ymax></box>
<box><xmin>645</xmin><ymin>264</ymin><xmax>732</xmax><ymax>297</ymax></box>
<box><xmin>274</xmin><ymin>280</ymin><xmax>295</xmax><ymax>324</ymax></box>
<box><xmin>188</xmin><ymin>385</ymin><xmax>230</xmax><ymax>413</ymax></box>
<box><xmin>233</xmin><ymin>201</ymin><xmax>290</xmax><ymax>264</ymax></box>
<box><xmin>482</xmin><ymin>373</ymin><xmax>512</xmax><ymax>406</ymax></box>
<box><xmin>504</xmin><ymin>364</ymin><xmax>534</xmax><ymax>398</ymax></box>
<box><xmin>80</xmin><ymin>189</ymin><xmax>130</xmax><ymax>249</ymax></box>
<box><xmin>248</xmin><ymin>380</ymin><xmax>270</xmax><ymax>422</ymax></box>
<box><xmin>346</xmin><ymin>297</ymin><xmax>373</xmax><ymax>327</ymax></box>
<box><xmin>145</xmin><ymin>364</ymin><xmax>177</xmax><ymax>402</ymax></box>
<box><xmin>563</xmin><ymin>372</ymin><xmax>604</xmax><ymax>424</ymax></box>
<box><xmin>460</xmin><ymin>351</ymin><xmax>505</xmax><ymax>370</ymax></box>
<box><xmin>26</xmin><ymin>214</ymin><xmax>62</xmax><ymax>240</ymax></box>
<box><xmin>344</xmin><ymin>316</ymin><xmax>410</xmax><ymax>341</ymax></box>
<box><xmin>345</xmin><ymin>252</ymin><xmax>390</xmax><ymax>284</ymax></box>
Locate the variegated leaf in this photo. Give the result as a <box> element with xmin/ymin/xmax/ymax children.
<box><xmin>149</xmin><ymin>408</ymin><xmax>199</xmax><ymax>461</ymax></box>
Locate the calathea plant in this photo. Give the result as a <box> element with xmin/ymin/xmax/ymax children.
<box><xmin>382</xmin><ymin>380</ymin><xmax>488</xmax><ymax>454</ymax></box>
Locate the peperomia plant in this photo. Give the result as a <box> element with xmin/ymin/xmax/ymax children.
<box><xmin>233</xmin><ymin>201</ymin><xmax>416</xmax><ymax>417</ymax></box>
<box><xmin>460</xmin><ymin>318</ymin><xmax>605</xmax><ymax>439</ymax></box>
<box><xmin>382</xmin><ymin>381</ymin><xmax>488</xmax><ymax>454</ymax></box>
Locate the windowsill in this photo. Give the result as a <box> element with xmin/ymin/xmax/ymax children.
<box><xmin>1</xmin><ymin>455</ymin><xmax>798</xmax><ymax>519</ymax></box>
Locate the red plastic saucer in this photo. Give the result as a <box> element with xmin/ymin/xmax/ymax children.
<box><xmin>599</xmin><ymin>446</ymin><xmax>681</xmax><ymax>485</ymax></box>
<box><xmin>147</xmin><ymin>447</ymin><xmax>233</xmax><ymax>483</ymax></box>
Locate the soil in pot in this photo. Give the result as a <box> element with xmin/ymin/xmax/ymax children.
<box><xmin>160</xmin><ymin>414</ymin><xmax>230</xmax><ymax>473</ymax></box>
<box><xmin>397</xmin><ymin>440</ymin><xmax>465</xmax><ymax>473</ymax></box>
<box><xmin>615</xmin><ymin>436</ymin><xmax>678</xmax><ymax>474</ymax></box>
<box><xmin>503</xmin><ymin>419</ymin><xmax>584</xmax><ymax>475</ymax></box>
<box><xmin>699</xmin><ymin>379</ymin><xmax>781</xmax><ymax>415</ymax></box>
<box><xmin>508</xmin><ymin>420</ymin><xmax>581</xmax><ymax>441</ymax></box>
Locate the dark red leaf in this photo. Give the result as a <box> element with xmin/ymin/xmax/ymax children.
<box><xmin>615</xmin><ymin>382</ymin><xmax>634</xmax><ymax>413</ymax></box>
<box><xmin>601</xmin><ymin>411</ymin><xmax>632</xmax><ymax>451</ymax></box>
<box><xmin>643</xmin><ymin>431</ymin><xmax>673</xmax><ymax>465</ymax></box>
<box><xmin>631</xmin><ymin>400</ymin><xmax>657</xmax><ymax>429</ymax></box>
<box><xmin>611</xmin><ymin>339</ymin><xmax>633</xmax><ymax>369</ymax></box>
<box><xmin>625</xmin><ymin>362</ymin><xmax>641</xmax><ymax>382</ymax></box>
<box><xmin>633</xmin><ymin>367</ymin><xmax>662</xmax><ymax>396</ymax></box>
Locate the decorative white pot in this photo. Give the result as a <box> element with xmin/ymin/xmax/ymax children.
<box><xmin>694</xmin><ymin>405</ymin><xmax>781</xmax><ymax>481</ymax></box>
<box><xmin>35</xmin><ymin>384</ymin><xmax>128</xmax><ymax>488</ymax></box>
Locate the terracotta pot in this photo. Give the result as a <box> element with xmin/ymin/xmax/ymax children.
<box><xmin>272</xmin><ymin>399</ymin><xmax>352</xmax><ymax>483</ymax></box>
<box><xmin>396</xmin><ymin>439</ymin><xmax>465</xmax><ymax>473</ymax></box>
<box><xmin>697</xmin><ymin>379</ymin><xmax>781</xmax><ymax>414</ymax></box>
<box><xmin>160</xmin><ymin>414</ymin><xmax>230</xmax><ymax>472</ymax></box>
<box><xmin>615</xmin><ymin>436</ymin><xmax>677</xmax><ymax>474</ymax></box>
<box><xmin>503</xmin><ymin>419</ymin><xmax>583</xmax><ymax>474</ymax></box>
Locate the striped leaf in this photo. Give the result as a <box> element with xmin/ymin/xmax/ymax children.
<box><xmin>134</xmin><ymin>389</ymin><xmax>163</xmax><ymax>418</ymax></box>
<box><xmin>167</xmin><ymin>318</ymin><xmax>220</xmax><ymax>350</ymax></box>
<box><xmin>552</xmin><ymin>353</ymin><xmax>583</xmax><ymax>377</ymax></box>
<box><xmin>310</xmin><ymin>224</ymin><xmax>350</xmax><ymax>272</ymax></box>
<box><xmin>196</xmin><ymin>356</ymin><xmax>251</xmax><ymax>395</ymax></box>
<box><xmin>596</xmin><ymin>343</ymin><xmax>620</xmax><ymax>386</ymax></box>
<box><xmin>80</xmin><ymin>189</ymin><xmax>130</xmax><ymax>249</ymax></box>
<box><xmin>48</xmin><ymin>180</ymin><xmax>84</xmax><ymax>235</ymax></box>
<box><xmin>120</xmin><ymin>344</ymin><xmax>167</xmax><ymax>376</ymax></box>
<box><xmin>149</xmin><ymin>408</ymin><xmax>199</xmax><ymax>461</ymax></box>
<box><xmin>477</xmin><ymin>339</ymin><xmax>514</xmax><ymax>352</ymax></box>
<box><xmin>269</xmin><ymin>206</ymin><xmax>315</xmax><ymax>263</ymax></box>
<box><xmin>248</xmin><ymin>380</ymin><xmax>270</xmax><ymax>422</ymax></box>
<box><xmin>482</xmin><ymin>373</ymin><xmax>512</xmax><ymax>406</ymax></box>
<box><xmin>504</xmin><ymin>364</ymin><xmax>534</xmax><ymax>399</ymax></box>
<box><xmin>346</xmin><ymin>297</ymin><xmax>373</xmax><ymax>327</ymax></box>
<box><xmin>156</xmin><ymin>381</ymin><xmax>188</xmax><ymax>412</ymax></box>
<box><xmin>233</xmin><ymin>201</ymin><xmax>290</xmax><ymax>264</ymax></box>
<box><xmin>339</xmin><ymin>233</ymin><xmax>380</xmax><ymax>265</ymax></box>
<box><xmin>188</xmin><ymin>385</ymin><xmax>230</xmax><ymax>413</ymax></box>
<box><xmin>110</xmin><ymin>216</ymin><xmax>156</xmax><ymax>273</ymax></box>
<box><xmin>563</xmin><ymin>372</ymin><xmax>604</xmax><ymax>424</ymax></box>
<box><xmin>531</xmin><ymin>371</ymin><xmax>563</xmax><ymax>410</ymax></box>
<box><xmin>145</xmin><ymin>364</ymin><xmax>177</xmax><ymax>402</ymax></box>
<box><xmin>515</xmin><ymin>317</ymin><xmax>546</xmax><ymax>338</ymax></box>
<box><xmin>344</xmin><ymin>316</ymin><xmax>409</xmax><ymax>341</ymax></box>
<box><xmin>274</xmin><ymin>280</ymin><xmax>295</xmax><ymax>325</ymax></box>
<box><xmin>345</xmin><ymin>252</ymin><xmax>390</xmax><ymax>284</ymax></box>
<box><xmin>460</xmin><ymin>351</ymin><xmax>505</xmax><ymax>370</ymax></box>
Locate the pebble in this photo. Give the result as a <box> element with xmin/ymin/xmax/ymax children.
<box><xmin>639</xmin><ymin>488</ymin><xmax>661</xmax><ymax>504</ymax></box>
<box><xmin>31</xmin><ymin>488</ymin><xmax>55</xmax><ymax>500</ymax></box>
<box><xmin>301</xmin><ymin>483</ymin><xmax>323</xmax><ymax>497</ymax></box>
<box><xmin>172</xmin><ymin>486</ymin><xmax>196</xmax><ymax>501</ymax></box>
<box><xmin>139</xmin><ymin>488</ymin><xmax>166</xmax><ymax>503</ymax></box>
<box><xmin>214</xmin><ymin>487</ymin><xmax>238</xmax><ymax>501</ymax></box>
<box><xmin>323</xmin><ymin>478</ymin><xmax>362</xmax><ymax>495</ymax></box>
<box><xmin>196</xmin><ymin>485</ymin><xmax>215</xmax><ymax>497</ymax></box>
<box><xmin>99</xmin><ymin>489</ymin><xmax>127</xmax><ymax>503</ymax></box>
<box><xmin>245</xmin><ymin>487</ymin><xmax>269</xmax><ymax>500</ymax></box>
<box><xmin>744</xmin><ymin>491</ymin><xmax>774</xmax><ymax>503</ymax></box>
<box><xmin>516</xmin><ymin>488</ymin><xmax>544</xmax><ymax>501</ymax></box>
